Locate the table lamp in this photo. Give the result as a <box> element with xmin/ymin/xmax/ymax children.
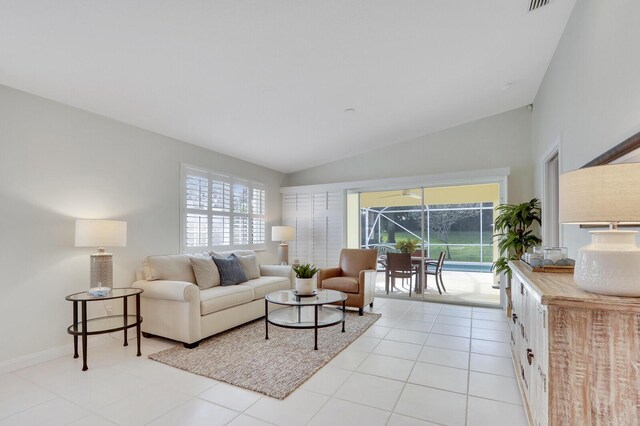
<box><xmin>559</xmin><ymin>163</ymin><xmax>640</xmax><ymax>296</ymax></box>
<box><xmin>272</xmin><ymin>226</ymin><xmax>295</xmax><ymax>265</ymax></box>
<box><xmin>75</xmin><ymin>219</ymin><xmax>127</xmax><ymax>294</ymax></box>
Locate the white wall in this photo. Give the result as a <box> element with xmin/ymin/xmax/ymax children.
<box><xmin>286</xmin><ymin>107</ymin><xmax>534</xmax><ymax>204</ymax></box>
<box><xmin>0</xmin><ymin>85</ymin><xmax>285</xmax><ymax>365</ymax></box>
<box><xmin>531</xmin><ymin>0</ymin><xmax>640</xmax><ymax>256</ymax></box>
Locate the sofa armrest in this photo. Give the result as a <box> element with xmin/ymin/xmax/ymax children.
<box><xmin>132</xmin><ymin>280</ymin><xmax>200</xmax><ymax>302</ymax></box>
<box><xmin>260</xmin><ymin>265</ymin><xmax>295</xmax><ymax>288</ymax></box>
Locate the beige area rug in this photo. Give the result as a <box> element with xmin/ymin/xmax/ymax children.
<box><xmin>149</xmin><ymin>311</ymin><xmax>380</xmax><ymax>399</ymax></box>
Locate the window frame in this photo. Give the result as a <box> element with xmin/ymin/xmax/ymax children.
<box><xmin>180</xmin><ymin>164</ymin><xmax>267</xmax><ymax>253</ymax></box>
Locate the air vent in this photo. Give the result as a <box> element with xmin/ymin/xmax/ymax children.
<box><xmin>529</xmin><ymin>0</ymin><xmax>550</xmax><ymax>11</ymax></box>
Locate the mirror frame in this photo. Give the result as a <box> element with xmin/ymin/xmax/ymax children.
<box><xmin>580</xmin><ymin>129</ymin><xmax>640</xmax><ymax>228</ymax></box>
<box><xmin>583</xmin><ymin>130</ymin><xmax>640</xmax><ymax>167</ymax></box>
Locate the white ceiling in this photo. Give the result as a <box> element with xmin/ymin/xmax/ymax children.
<box><xmin>0</xmin><ymin>0</ymin><xmax>575</xmax><ymax>173</ymax></box>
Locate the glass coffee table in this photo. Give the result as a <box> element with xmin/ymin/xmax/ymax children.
<box><xmin>265</xmin><ymin>289</ymin><xmax>347</xmax><ymax>350</ymax></box>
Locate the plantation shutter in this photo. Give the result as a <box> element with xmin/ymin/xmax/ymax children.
<box><xmin>282</xmin><ymin>193</ymin><xmax>311</xmax><ymax>265</ymax></box>
<box><xmin>182</xmin><ymin>165</ymin><xmax>265</xmax><ymax>251</ymax></box>
<box><xmin>282</xmin><ymin>189</ymin><xmax>344</xmax><ymax>268</ymax></box>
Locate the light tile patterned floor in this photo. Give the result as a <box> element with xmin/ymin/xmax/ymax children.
<box><xmin>376</xmin><ymin>271</ymin><xmax>500</xmax><ymax>306</ymax></box>
<box><xmin>0</xmin><ymin>298</ymin><xmax>526</xmax><ymax>425</ymax></box>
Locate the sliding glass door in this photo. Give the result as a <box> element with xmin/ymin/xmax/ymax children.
<box><xmin>353</xmin><ymin>183</ymin><xmax>500</xmax><ymax>304</ymax></box>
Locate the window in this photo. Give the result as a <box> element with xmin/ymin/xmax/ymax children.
<box><xmin>181</xmin><ymin>165</ymin><xmax>266</xmax><ymax>251</ymax></box>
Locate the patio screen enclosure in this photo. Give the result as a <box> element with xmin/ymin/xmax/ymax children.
<box><xmin>356</xmin><ymin>184</ymin><xmax>500</xmax><ymax>271</ymax></box>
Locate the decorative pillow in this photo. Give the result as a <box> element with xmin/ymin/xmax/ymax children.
<box><xmin>143</xmin><ymin>254</ymin><xmax>196</xmax><ymax>283</ymax></box>
<box><xmin>212</xmin><ymin>254</ymin><xmax>248</xmax><ymax>286</ymax></box>
<box><xmin>211</xmin><ymin>250</ymin><xmax>256</xmax><ymax>259</ymax></box>
<box><xmin>189</xmin><ymin>257</ymin><xmax>221</xmax><ymax>289</ymax></box>
<box><xmin>236</xmin><ymin>254</ymin><xmax>260</xmax><ymax>280</ymax></box>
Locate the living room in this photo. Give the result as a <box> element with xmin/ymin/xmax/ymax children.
<box><xmin>1</xmin><ymin>1</ymin><xmax>639</xmax><ymax>425</ymax></box>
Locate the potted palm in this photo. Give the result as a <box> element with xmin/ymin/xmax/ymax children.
<box><xmin>395</xmin><ymin>239</ymin><xmax>419</xmax><ymax>254</ymax></box>
<box><xmin>292</xmin><ymin>264</ymin><xmax>319</xmax><ymax>295</ymax></box>
<box><xmin>492</xmin><ymin>198</ymin><xmax>542</xmax><ymax>278</ymax></box>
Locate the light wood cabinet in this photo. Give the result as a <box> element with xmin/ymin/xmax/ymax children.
<box><xmin>508</xmin><ymin>261</ymin><xmax>640</xmax><ymax>425</ymax></box>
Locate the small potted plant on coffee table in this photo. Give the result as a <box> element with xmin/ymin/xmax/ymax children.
<box><xmin>292</xmin><ymin>263</ymin><xmax>319</xmax><ymax>295</ymax></box>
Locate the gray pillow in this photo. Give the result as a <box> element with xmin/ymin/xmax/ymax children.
<box><xmin>189</xmin><ymin>256</ymin><xmax>221</xmax><ymax>289</ymax></box>
<box><xmin>212</xmin><ymin>254</ymin><xmax>248</xmax><ymax>286</ymax></box>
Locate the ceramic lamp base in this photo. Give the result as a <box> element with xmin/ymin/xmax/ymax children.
<box><xmin>574</xmin><ymin>230</ymin><xmax>640</xmax><ymax>296</ymax></box>
<box><xmin>90</xmin><ymin>252</ymin><xmax>113</xmax><ymax>289</ymax></box>
<box><xmin>278</xmin><ymin>243</ymin><xmax>289</xmax><ymax>265</ymax></box>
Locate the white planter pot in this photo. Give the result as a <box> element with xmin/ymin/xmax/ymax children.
<box><xmin>295</xmin><ymin>277</ymin><xmax>315</xmax><ymax>295</ymax></box>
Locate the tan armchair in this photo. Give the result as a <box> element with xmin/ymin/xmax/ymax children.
<box><xmin>318</xmin><ymin>249</ymin><xmax>378</xmax><ymax>315</ymax></box>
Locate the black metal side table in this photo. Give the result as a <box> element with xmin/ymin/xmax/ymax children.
<box><xmin>65</xmin><ymin>288</ymin><xmax>143</xmax><ymax>371</ymax></box>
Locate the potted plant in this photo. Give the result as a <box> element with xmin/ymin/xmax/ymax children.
<box><xmin>395</xmin><ymin>239</ymin><xmax>419</xmax><ymax>254</ymax></box>
<box><xmin>492</xmin><ymin>198</ymin><xmax>542</xmax><ymax>278</ymax></box>
<box><xmin>292</xmin><ymin>263</ymin><xmax>319</xmax><ymax>295</ymax></box>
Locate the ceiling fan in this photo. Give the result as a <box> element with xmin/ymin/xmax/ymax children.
<box><xmin>379</xmin><ymin>190</ymin><xmax>422</xmax><ymax>200</ymax></box>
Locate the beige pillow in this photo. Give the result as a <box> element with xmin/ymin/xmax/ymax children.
<box><xmin>211</xmin><ymin>250</ymin><xmax>256</xmax><ymax>258</ymax></box>
<box><xmin>143</xmin><ymin>255</ymin><xmax>196</xmax><ymax>283</ymax></box>
<box><xmin>236</xmin><ymin>254</ymin><xmax>260</xmax><ymax>280</ymax></box>
<box><xmin>189</xmin><ymin>257</ymin><xmax>221</xmax><ymax>289</ymax></box>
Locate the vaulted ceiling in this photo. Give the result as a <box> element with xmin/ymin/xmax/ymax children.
<box><xmin>0</xmin><ymin>0</ymin><xmax>575</xmax><ymax>172</ymax></box>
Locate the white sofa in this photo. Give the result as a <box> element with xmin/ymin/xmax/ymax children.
<box><xmin>132</xmin><ymin>251</ymin><xmax>293</xmax><ymax>348</ymax></box>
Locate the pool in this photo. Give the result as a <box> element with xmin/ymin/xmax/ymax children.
<box><xmin>440</xmin><ymin>263</ymin><xmax>492</xmax><ymax>273</ymax></box>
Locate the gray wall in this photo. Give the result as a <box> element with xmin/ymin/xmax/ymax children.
<box><xmin>0</xmin><ymin>85</ymin><xmax>285</xmax><ymax>364</ymax></box>
<box><xmin>287</xmin><ymin>107</ymin><xmax>534</xmax><ymax>204</ymax></box>
<box><xmin>531</xmin><ymin>0</ymin><xmax>640</xmax><ymax>256</ymax></box>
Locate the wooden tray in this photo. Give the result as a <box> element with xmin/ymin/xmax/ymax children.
<box><xmin>522</xmin><ymin>261</ymin><xmax>574</xmax><ymax>274</ymax></box>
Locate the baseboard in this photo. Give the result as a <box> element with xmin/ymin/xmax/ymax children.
<box><xmin>0</xmin><ymin>335</ymin><xmax>111</xmax><ymax>374</ymax></box>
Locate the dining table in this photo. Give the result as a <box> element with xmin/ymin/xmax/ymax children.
<box><xmin>380</xmin><ymin>254</ymin><xmax>436</xmax><ymax>295</ymax></box>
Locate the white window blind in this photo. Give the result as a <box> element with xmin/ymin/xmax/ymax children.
<box><xmin>182</xmin><ymin>165</ymin><xmax>266</xmax><ymax>251</ymax></box>
<box><xmin>282</xmin><ymin>190</ymin><xmax>343</xmax><ymax>268</ymax></box>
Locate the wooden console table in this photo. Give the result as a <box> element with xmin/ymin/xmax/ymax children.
<box><xmin>508</xmin><ymin>260</ymin><xmax>640</xmax><ymax>425</ymax></box>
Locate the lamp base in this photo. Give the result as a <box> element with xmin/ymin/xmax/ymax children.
<box><xmin>90</xmin><ymin>252</ymin><xmax>113</xmax><ymax>289</ymax></box>
<box><xmin>278</xmin><ymin>243</ymin><xmax>289</xmax><ymax>265</ymax></box>
<box><xmin>574</xmin><ymin>230</ymin><xmax>640</xmax><ymax>296</ymax></box>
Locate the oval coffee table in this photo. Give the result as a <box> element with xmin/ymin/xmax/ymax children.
<box><xmin>264</xmin><ymin>289</ymin><xmax>347</xmax><ymax>350</ymax></box>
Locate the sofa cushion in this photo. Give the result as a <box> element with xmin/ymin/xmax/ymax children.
<box><xmin>213</xmin><ymin>254</ymin><xmax>248</xmax><ymax>286</ymax></box>
<box><xmin>212</xmin><ymin>249</ymin><xmax>256</xmax><ymax>259</ymax></box>
<box><xmin>189</xmin><ymin>257</ymin><xmax>221</xmax><ymax>289</ymax></box>
<box><xmin>200</xmin><ymin>285</ymin><xmax>255</xmax><ymax>315</ymax></box>
<box><xmin>244</xmin><ymin>276</ymin><xmax>291</xmax><ymax>300</ymax></box>
<box><xmin>321</xmin><ymin>276</ymin><xmax>359</xmax><ymax>294</ymax></box>
<box><xmin>143</xmin><ymin>254</ymin><xmax>196</xmax><ymax>283</ymax></box>
<box><xmin>236</xmin><ymin>254</ymin><xmax>260</xmax><ymax>280</ymax></box>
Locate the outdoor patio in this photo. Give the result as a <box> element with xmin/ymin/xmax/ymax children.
<box><xmin>374</xmin><ymin>269</ymin><xmax>500</xmax><ymax>307</ymax></box>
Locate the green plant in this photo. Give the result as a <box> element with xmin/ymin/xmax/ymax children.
<box><xmin>395</xmin><ymin>239</ymin><xmax>419</xmax><ymax>254</ymax></box>
<box><xmin>292</xmin><ymin>263</ymin><xmax>319</xmax><ymax>279</ymax></box>
<box><xmin>492</xmin><ymin>198</ymin><xmax>542</xmax><ymax>277</ymax></box>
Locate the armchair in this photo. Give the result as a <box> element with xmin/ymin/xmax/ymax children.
<box><xmin>318</xmin><ymin>249</ymin><xmax>378</xmax><ymax>315</ymax></box>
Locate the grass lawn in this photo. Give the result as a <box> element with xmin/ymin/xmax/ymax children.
<box><xmin>373</xmin><ymin>231</ymin><xmax>494</xmax><ymax>262</ymax></box>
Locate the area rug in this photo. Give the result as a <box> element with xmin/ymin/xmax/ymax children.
<box><xmin>149</xmin><ymin>311</ymin><xmax>380</xmax><ymax>399</ymax></box>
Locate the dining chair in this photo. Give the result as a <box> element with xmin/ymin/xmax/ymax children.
<box><xmin>425</xmin><ymin>251</ymin><xmax>446</xmax><ymax>294</ymax></box>
<box><xmin>386</xmin><ymin>253</ymin><xmax>418</xmax><ymax>296</ymax></box>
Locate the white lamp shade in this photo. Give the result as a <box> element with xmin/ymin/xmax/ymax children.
<box><xmin>272</xmin><ymin>226</ymin><xmax>295</xmax><ymax>242</ymax></box>
<box><xmin>559</xmin><ymin>163</ymin><xmax>640</xmax><ymax>224</ymax></box>
<box><xmin>75</xmin><ymin>220</ymin><xmax>127</xmax><ymax>248</ymax></box>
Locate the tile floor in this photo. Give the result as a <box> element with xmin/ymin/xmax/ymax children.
<box><xmin>0</xmin><ymin>298</ymin><xmax>526</xmax><ymax>426</ymax></box>
<box><xmin>375</xmin><ymin>271</ymin><xmax>500</xmax><ymax>307</ymax></box>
